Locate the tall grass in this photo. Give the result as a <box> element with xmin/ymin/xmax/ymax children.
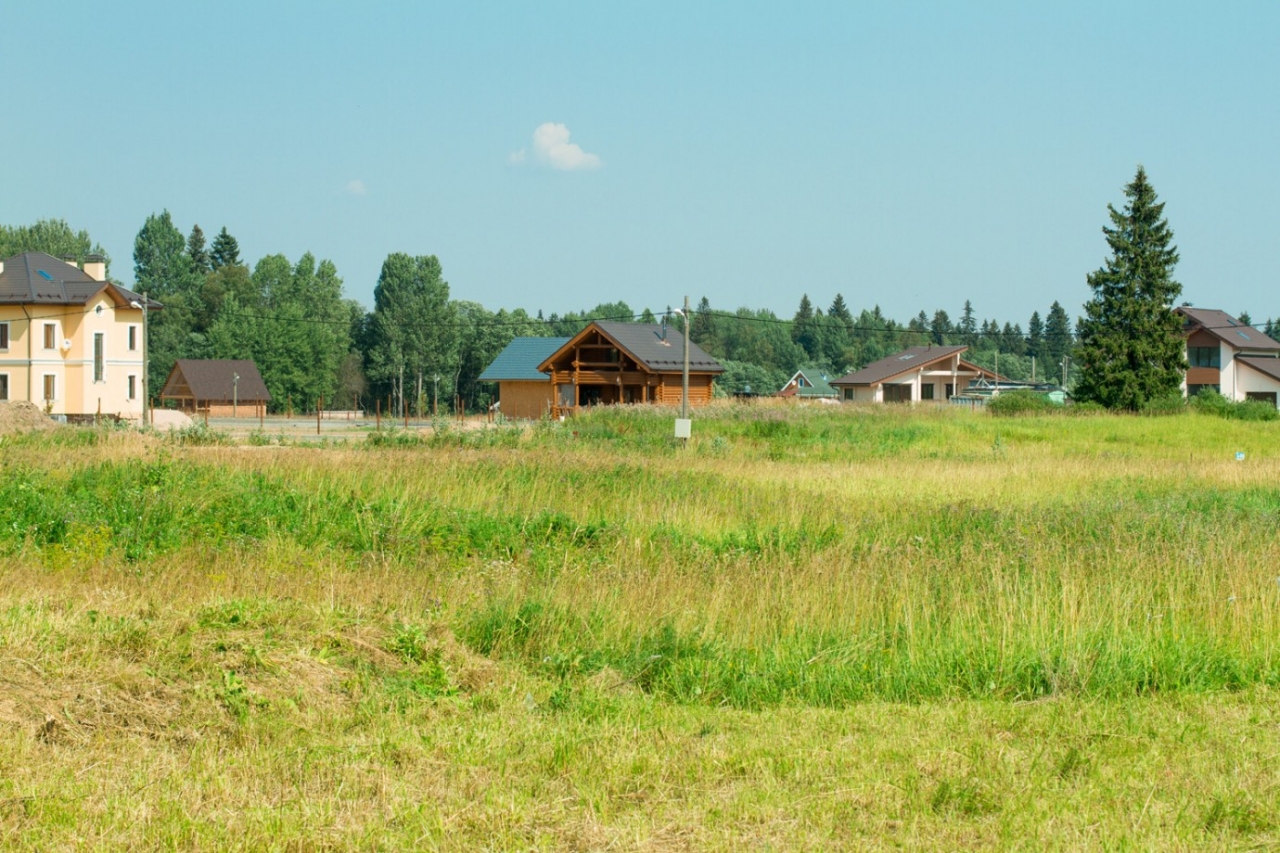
<box><xmin>4</xmin><ymin>404</ymin><xmax>1279</xmax><ymax>706</ymax></box>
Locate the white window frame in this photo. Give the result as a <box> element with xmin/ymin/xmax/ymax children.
<box><xmin>43</xmin><ymin>323</ymin><xmax>57</xmax><ymax>350</ymax></box>
<box><xmin>0</xmin><ymin>373</ymin><xmax>9</xmax><ymax>401</ymax></box>
<box><xmin>127</xmin><ymin>374</ymin><xmax>137</xmax><ymax>401</ymax></box>
<box><xmin>128</xmin><ymin>325</ymin><xmax>138</xmax><ymax>351</ymax></box>
<box><xmin>0</xmin><ymin>322</ymin><xmax>9</xmax><ymax>351</ymax></box>
<box><xmin>94</xmin><ymin>332</ymin><xmax>105</xmax><ymax>383</ymax></box>
<box><xmin>42</xmin><ymin>373</ymin><xmax>56</xmax><ymax>402</ymax></box>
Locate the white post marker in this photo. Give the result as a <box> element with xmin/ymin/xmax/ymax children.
<box><xmin>674</xmin><ymin>418</ymin><xmax>691</xmax><ymax>440</ymax></box>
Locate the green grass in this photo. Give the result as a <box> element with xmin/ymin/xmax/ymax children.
<box><xmin>2</xmin><ymin>404</ymin><xmax>1280</xmax><ymax>848</ymax></box>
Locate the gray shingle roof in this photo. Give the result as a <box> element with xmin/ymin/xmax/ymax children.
<box><xmin>479</xmin><ymin>337</ymin><xmax>570</xmax><ymax>382</ymax></box>
<box><xmin>1178</xmin><ymin>307</ymin><xmax>1280</xmax><ymax>353</ymax></box>
<box><xmin>830</xmin><ymin>346</ymin><xmax>970</xmax><ymax>386</ymax></box>
<box><xmin>578</xmin><ymin>321</ymin><xmax>723</xmax><ymax>372</ymax></box>
<box><xmin>160</xmin><ymin>360</ymin><xmax>272</xmax><ymax>403</ymax></box>
<box><xmin>0</xmin><ymin>252</ymin><xmax>158</xmax><ymax>308</ymax></box>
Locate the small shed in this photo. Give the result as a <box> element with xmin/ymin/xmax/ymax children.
<box><xmin>159</xmin><ymin>359</ymin><xmax>271</xmax><ymax>417</ymax></box>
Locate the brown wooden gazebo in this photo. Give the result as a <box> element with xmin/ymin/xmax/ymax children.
<box><xmin>159</xmin><ymin>359</ymin><xmax>271</xmax><ymax>417</ymax></box>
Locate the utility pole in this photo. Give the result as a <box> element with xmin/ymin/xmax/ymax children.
<box><xmin>681</xmin><ymin>294</ymin><xmax>690</xmax><ymax>419</ymax></box>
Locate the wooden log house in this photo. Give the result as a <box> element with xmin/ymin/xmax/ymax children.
<box><xmin>536</xmin><ymin>321</ymin><xmax>724</xmax><ymax>418</ymax></box>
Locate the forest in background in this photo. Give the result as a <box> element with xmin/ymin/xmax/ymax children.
<box><xmin>2</xmin><ymin>215</ymin><xmax>1274</xmax><ymax>414</ymax></box>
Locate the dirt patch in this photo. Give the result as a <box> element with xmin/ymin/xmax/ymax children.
<box><xmin>0</xmin><ymin>401</ymin><xmax>59</xmax><ymax>435</ymax></box>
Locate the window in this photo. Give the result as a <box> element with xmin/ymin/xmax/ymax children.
<box><xmin>0</xmin><ymin>323</ymin><xmax>8</xmax><ymax>350</ymax></box>
<box><xmin>921</xmin><ymin>384</ymin><xmax>935</xmax><ymax>400</ymax></box>
<box><xmin>1188</xmin><ymin>346</ymin><xmax>1220</xmax><ymax>368</ymax></box>
<box><xmin>127</xmin><ymin>375</ymin><xmax>137</xmax><ymax>401</ymax></box>
<box><xmin>94</xmin><ymin>333</ymin><xmax>104</xmax><ymax>382</ymax></box>
<box><xmin>43</xmin><ymin>323</ymin><xmax>56</xmax><ymax>350</ymax></box>
<box><xmin>0</xmin><ymin>375</ymin><xmax>8</xmax><ymax>401</ymax></box>
<box><xmin>43</xmin><ymin>375</ymin><xmax>55</xmax><ymax>402</ymax></box>
<box><xmin>1187</xmin><ymin>384</ymin><xmax>1220</xmax><ymax>397</ymax></box>
<box><xmin>128</xmin><ymin>325</ymin><xmax>138</xmax><ymax>351</ymax></box>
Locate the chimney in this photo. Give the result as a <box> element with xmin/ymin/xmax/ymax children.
<box><xmin>0</xmin><ymin>261</ymin><xmax>5</xmax><ymax>275</ymax></box>
<box><xmin>83</xmin><ymin>254</ymin><xmax>106</xmax><ymax>281</ymax></box>
<box><xmin>61</xmin><ymin>255</ymin><xmax>79</xmax><ymax>268</ymax></box>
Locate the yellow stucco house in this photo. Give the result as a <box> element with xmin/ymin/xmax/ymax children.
<box><xmin>0</xmin><ymin>252</ymin><xmax>160</xmax><ymax>420</ymax></box>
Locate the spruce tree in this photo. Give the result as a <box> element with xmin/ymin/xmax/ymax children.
<box><xmin>828</xmin><ymin>293</ymin><xmax>854</xmax><ymax>335</ymax></box>
<box><xmin>792</xmin><ymin>294</ymin><xmax>819</xmax><ymax>357</ymax></box>
<box><xmin>959</xmin><ymin>300</ymin><xmax>977</xmax><ymax>347</ymax></box>
<box><xmin>1076</xmin><ymin>166</ymin><xmax>1185</xmax><ymax>410</ymax></box>
<box><xmin>210</xmin><ymin>227</ymin><xmax>241</xmax><ymax>270</ymax></box>
<box><xmin>187</xmin><ymin>225</ymin><xmax>211</xmax><ymax>274</ymax></box>
<box><xmin>1027</xmin><ymin>311</ymin><xmax>1044</xmax><ymax>359</ymax></box>
<box><xmin>1044</xmin><ymin>301</ymin><xmax>1072</xmax><ymax>370</ymax></box>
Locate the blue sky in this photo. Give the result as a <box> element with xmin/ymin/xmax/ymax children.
<box><xmin>4</xmin><ymin>1</ymin><xmax>1278</xmax><ymax>326</ymax></box>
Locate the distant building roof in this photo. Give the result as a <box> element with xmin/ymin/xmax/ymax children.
<box><xmin>830</xmin><ymin>346</ymin><xmax>975</xmax><ymax>387</ymax></box>
<box><xmin>778</xmin><ymin>370</ymin><xmax>837</xmax><ymax>398</ymax></box>
<box><xmin>479</xmin><ymin>337</ymin><xmax>571</xmax><ymax>382</ymax></box>
<box><xmin>160</xmin><ymin>360</ymin><xmax>271</xmax><ymax>403</ymax></box>
<box><xmin>1178</xmin><ymin>307</ymin><xmax>1280</xmax><ymax>354</ymax></box>
<box><xmin>539</xmin><ymin>321</ymin><xmax>724</xmax><ymax>374</ymax></box>
<box><xmin>0</xmin><ymin>251</ymin><xmax>160</xmax><ymax>308</ymax></box>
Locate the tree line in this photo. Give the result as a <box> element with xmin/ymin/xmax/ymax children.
<box><xmin>4</xmin><ymin>166</ymin><xmax>1273</xmax><ymax>412</ymax></box>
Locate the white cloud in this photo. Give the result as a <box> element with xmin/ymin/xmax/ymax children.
<box><xmin>515</xmin><ymin>122</ymin><xmax>601</xmax><ymax>171</ymax></box>
<box><xmin>508</xmin><ymin>149</ymin><xmax>527</xmax><ymax>165</ymax></box>
<box><xmin>345</xmin><ymin>179</ymin><xmax>367</xmax><ymax>196</ymax></box>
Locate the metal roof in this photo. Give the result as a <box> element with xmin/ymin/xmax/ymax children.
<box><xmin>478</xmin><ymin>337</ymin><xmax>570</xmax><ymax>382</ymax></box>
<box><xmin>778</xmin><ymin>370</ymin><xmax>837</xmax><ymax>397</ymax></box>
<box><xmin>160</xmin><ymin>360</ymin><xmax>272</xmax><ymax>402</ymax></box>
<box><xmin>541</xmin><ymin>321</ymin><xmax>723</xmax><ymax>373</ymax></box>
<box><xmin>1177</xmin><ymin>306</ymin><xmax>1280</xmax><ymax>353</ymax></box>
<box><xmin>0</xmin><ymin>252</ymin><xmax>159</xmax><ymax>308</ymax></box>
<box><xmin>1238</xmin><ymin>356</ymin><xmax>1280</xmax><ymax>383</ymax></box>
<box><xmin>830</xmin><ymin>346</ymin><xmax>971</xmax><ymax>386</ymax></box>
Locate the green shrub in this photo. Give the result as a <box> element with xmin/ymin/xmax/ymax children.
<box><xmin>1190</xmin><ymin>389</ymin><xmax>1278</xmax><ymax>422</ymax></box>
<box><xmin>988</xmin><ymin>390</ymin><xmax>1059</xmax><ymax>416</ymax></box>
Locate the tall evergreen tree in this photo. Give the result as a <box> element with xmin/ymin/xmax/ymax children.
<box><xmin>1044</xmin><ymin>301</ymin><xmax>1072</xmax><ymax>371</ymax></box>
<box><xmin>828</xmin><ymin>293</ymin><xmax>854</xmax><ymax>335</ymax></box>
<box><xmin>209</xmin><ymin>227</ymin><xmax>241</xmax><ymax>270</ymax></box>
<box><xmin>1075</xmin><ymin>166</ymin><xmax>1185</xmax><ymax>410</ymax></box>
<box><xmin>791</xmin><ymin>294</ymin><xmax>819</xmax><ymax>357</ymax></box>
<box><xmin>959</xmin><ymin>300</ymin><xmax>978</xmax><ymax>347</ymax></box>
<box><xmin>187</xmin><ymin>225</ymin><xmax>211</xmax><ymax>274</ymax></box>
<box><xmin>1027</xmin><ymin>311</ymin><xmax>1045</xmax><ymax>359</ymax></box>
<box><xmin>691</xmin><ymin>296</ymin><xmax>718</xmax><ymax>352</ymax></box>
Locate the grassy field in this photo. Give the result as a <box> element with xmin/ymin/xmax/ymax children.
<box><xmin>2</xmin><ymin>402</ymin><xmax>1279</xmax><ymax>850</ymax></box>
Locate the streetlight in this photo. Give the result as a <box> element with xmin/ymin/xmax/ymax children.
<box><xmin>232</xmin><ymin>372</ymin><xmax>240</xmax><ymax>418</ymax></box>
<box><xmin>129</xmin><ymin>294</ymin><xmax>149</xmax><ymax>427</ymax></box>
